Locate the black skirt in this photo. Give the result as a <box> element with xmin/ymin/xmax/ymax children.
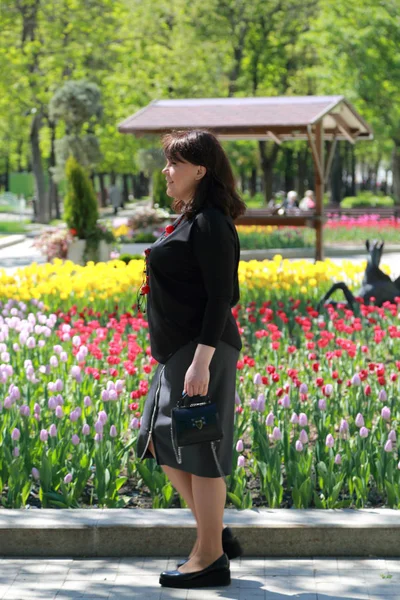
<box><xmin>136</xmin><ymin>338</ymin><xmax>240</xmax><ymax>478</ymax></box>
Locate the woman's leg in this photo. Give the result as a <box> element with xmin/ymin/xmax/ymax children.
<box><xmin>148</xmin><ymin>438</ymin><xmax>200</xmax><ymax>558</ymax></box>
<box><xmin>178</xmin><ymin>474</ymin><xmax>226</xmax><ymax>573</ymax></box>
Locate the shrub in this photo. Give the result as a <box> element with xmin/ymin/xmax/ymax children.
<box><xmin>133</xmin><ymin>232</ymin><xmax>157</xmax><ymax>243</ymax></box>
<box><xmin>153</xmin><ymin>169</ymin><xmax>171</xmax><ymax>209</ymax></box>
<box><xmin>63</xmin><ymin>155</ymin><xmax>99</xmax><ymax>238</ymax></box>
<box><xmin>341</xmin><ymin>192</ymin><xmax>394</xmax><ymax>208</ymax></box>
<box><xmin>118</xmin><ymin>253</ymin><xmax>143</xmax><ymax>264</ymax></box>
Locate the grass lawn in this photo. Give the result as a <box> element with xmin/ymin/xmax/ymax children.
<box><xmin>0</xmin><ymin>220</ymin><xmax>30</xmax><ymax>235</ymax></box>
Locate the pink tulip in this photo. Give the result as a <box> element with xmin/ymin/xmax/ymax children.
<box><xmin>265</xmin><ymin>412</ymin><xmax>274</xmax><ymax>426</ymax></box>
<box><xmin>299</xmin><ymin>429</ymin><xmax>308</xmax><ymax>444</ymax></box>
<box><xmin>236</xmin><ymin>439</ymin><xmax>244</xmax><ymax>452</ymax></box>
<box><xmin>360</xmin><ymin>427</ymin><xmax>369</xmax><ymax>438</ymax></box>
<box><xmin>299</xmin><ymin>413</ymin><xmax>308</xmax><ymax>427</ymax></box>
<box><xmin>11</xmin><ymin>428</ymin><xmax>20</xmax><ymax>441</ymax></box>
<box><xmin>295</xmin><ymin>440</ymin><xmax>303</xmax><ymax>452</ymax></box>
<box><xmin>355</xmin><ymin>413</ymin><xmax>364</xmax><ymax>427</ymax></box>
<box><xmin>98</xmin><ymin>410</ymin><xmax>108</xmax><ymax>424</ymax></box>
<box><xmin>237</xmin><ymin>455</ymin><xmax>245</xmax><ymax>468</ymax></box>
<box><xmin>384</xmin><ymin>440</ymin><xmax>393</xmax><ymax>452</ymax></box>
<box><xmin>326</xmin><ymin>434</ymin><xmax>334</xmax><ymax>448</ymax></box>
<box><xmin>253</xmin><ymin>373</ymin><xmax>262</xmax><ymax>385</ymax></box>
<box><xmin>378</xmin><ymin>389</ymin><xmax>387</xmax><ymax>402</ymax></box>
<box><xmin>257</xmin><ymin>393</ymin><xmax>265</xmax><ymax>412</ymax></box>
<box><xmin>335</xmin><ymin>454</ymin><xmax>342</xmax><ymax>465</ymax></box>
<box><xmin>272</xmin><ymin>427</ymin><xmax>282</xmax><ymax>440</ymax></box>
<box><xmin>381</xmin><ymin>407</ymin><xmax>391</xmax><ymax>421</ymax></box>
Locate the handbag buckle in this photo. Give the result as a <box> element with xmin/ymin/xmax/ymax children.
<box><xmin>192</xmin><ymin>417</ymin><xmax>206</xmax><ymax>430</ymax></box>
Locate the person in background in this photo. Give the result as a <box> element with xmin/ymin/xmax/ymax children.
<box><xmin>109</xmin><ymin>183</ymin><xmax>122</xmax><ymax>215</ymax></box>
<box><xmin>283</xmin><ymin>190</ymin><xmax>298</xmax><ymax>209</ymax></box>
<box><xmin>299</xmin><ymin>189</ymin><xmax>316</xmax><ymax>211</ymax></box>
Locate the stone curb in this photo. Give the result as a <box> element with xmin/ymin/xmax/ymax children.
<box><xmin>0</xmin><ymin>235</ymin><xmax>26</xmax><ymax>250</ymax></box>
<box><xmin>0</xmin><ymin>508</ymin><xmax>399</xmax><ymax>558</ymax></box>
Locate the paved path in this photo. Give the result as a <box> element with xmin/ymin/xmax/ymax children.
<box><xmin>0</xmin><ymin>555</ymin><xmax>399</xmax><ymax>599</ymax></box>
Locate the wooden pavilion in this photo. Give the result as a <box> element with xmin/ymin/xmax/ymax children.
<box><xmin>118</xmin><ymin>96</ymin><xmax>373</xmax><ymax>261</ymax></box>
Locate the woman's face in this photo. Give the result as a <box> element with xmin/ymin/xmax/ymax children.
<box><xmin>162</xmin><ymin>155</ymin><xmax>205</xmax><ymax>202</ymax></box>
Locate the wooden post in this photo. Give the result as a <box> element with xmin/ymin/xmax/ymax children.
<box><xmin>314</xmin><ymin>121</ymin><xmax>325</xmax><ymax>262</ymax></box>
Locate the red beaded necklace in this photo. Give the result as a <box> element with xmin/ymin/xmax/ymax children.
<box><xmin>137</xmin><ymin>215</ymin><xmax>185</xmax><ymax>313</ymax></box>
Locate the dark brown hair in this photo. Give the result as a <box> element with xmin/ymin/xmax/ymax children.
<box><xmin>161</xmin><ymin>129</ymin><xmax>247</xmax><ymax>221</ymax></box>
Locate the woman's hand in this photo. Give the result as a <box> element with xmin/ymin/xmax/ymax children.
<box><xmin>184</xmin><ymin>361</ymin><xmax>210</xmax><ymax>397</ymax></box>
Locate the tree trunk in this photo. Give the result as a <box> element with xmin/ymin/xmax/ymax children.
<box><xmin>258</xmin><ymin>141</ymin><xmax>280</xmax><ymax>204</ymax></box>
<box><xmin>392</xmin><ymin>143</ymin><xmax>400</xmax><ymax>204</ymax></box>
<box><xmin>350</xmin><ymin>144</ymin><xmax>356</xmax><ymax>196</ymax></box>
<box><xmin>330</xmin><ymin>142</ymin><xmax>342</xmax><ymax>205</ymax></box>
<box><xmin>284</xmin><ymin>147</ymin><xmax>295</xmax><ymax>192</ymax></box>
<box><xmin>249</xmin><ymin>167</ymin><xmax>257</xmax><ymax>197</ymax></box>
<box><xmin>130</xmin><ymin>174</ymin><xmax>137</xmax><ymax>199</ymax></box>
<box><xmin>98</xmin><ymin>173</ymin><xmax>107</xmax><ymax>207</ymax></box>
<box><xmin>48</xmin><ymin>120</ymin><xmax>60</xmax><ymax>220</ymax></box>
<box><xmin>17</xmin><ymin>139</ymin><xmax>24</xmax><ymax>172</ymax></box>
<box><xmin>122</xmin><ymin>174</ymin><xmax>129</xmax><ymax>206</ymax></box>
<box><xmin>4</xmin><ymin>155</ymin><xmax>10</xmax><ymax>191</ymax></box>
<box><xmin>373</xmin><ymin>155</ymin><xmax>381</xmax><ymax>193</ymax></box>
<box><xmin>30</xmin><ymin>113</ymin><xmax>49</xmax><ymax>223</ymax></box>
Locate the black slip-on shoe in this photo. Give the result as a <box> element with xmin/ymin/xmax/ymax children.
<box><xmin>160</xmin><ymin>553</ymin><xmax>230</xmax><ymax>589</ymax></box>
<box><xmin>176</xmin><ymin>526</ymin><xmax>243</xmax><ymax>568</ymax></box>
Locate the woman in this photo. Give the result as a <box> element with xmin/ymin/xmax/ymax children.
<box><xmin>136</xmin><ymin>129</ymin><xmax>246</xmax><ymax>589</ymax></box>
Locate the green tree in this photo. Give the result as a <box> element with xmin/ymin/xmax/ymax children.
<box><xmin>311</xmin><ymin>0</ymin><xmax>400</xmax><ymax>200</ymax></box>
<box><xmin>64</xmin><ymin>155</ymin><xmax>98</xmax><ymax>239</ymax></box>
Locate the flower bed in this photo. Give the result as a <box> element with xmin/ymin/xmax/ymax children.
<box><xmin>1</xmin><ymin>257</ymin><xmax>400</xmax><ymax>510</ymax></box>
<box><xmin>238</xmin><ymin>216</ymin><xmax>400</xmax><ymax>249</ymax></box>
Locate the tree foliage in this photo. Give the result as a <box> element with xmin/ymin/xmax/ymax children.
<box><xmin>0</xmin><ymin>0</ymin><xmax>398</xmax><ymax>212</ymax></box>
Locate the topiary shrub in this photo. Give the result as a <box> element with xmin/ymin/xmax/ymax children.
<box><xmin>153</xmin><ymin>168</ymin><xmax>171</xmax><ymax>209</ymax></box>
<box><xmin>63</xmin><ymin>155</ymin><xmax>99</xmax><ymax>238</ymax></box>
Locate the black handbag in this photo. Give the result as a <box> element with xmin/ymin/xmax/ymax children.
<box><xmin>171</xmin><ymin>392</ymin><xmax>225</xmax><ymax>476</ymax></box>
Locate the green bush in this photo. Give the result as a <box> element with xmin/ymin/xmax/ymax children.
<box><xmin>118</xmin><ymin>253</ymin><xmax>143</xmax><ymax>264</ymax></box>
<box><xmin>153</xmin><ymin>169</ymin><xmax>171</xmax><ymax>209</ymax></box>
<box><xmin>241</xmin><ymin>192</ymin><xmax>265</xmax><ymax>207</ymax></box>
<box><xmin>133</xmin><ymin>232</ymin><xmax>157</xmax><ymax>243</ymax></box>
<box><xmin>341</xmin><ymin>192</ymin><xmax>394</xmax><ymax>208</ymax></box>
<box><xmin>63</xmin><ymin>156</ymin><xmax>99</xmax><ymax>238</ymax></box>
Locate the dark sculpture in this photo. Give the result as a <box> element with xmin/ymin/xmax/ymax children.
<box><xmin>318</xmin><ymin>240</ymin><xmax>400</xmax><ymax>311</ymax></box>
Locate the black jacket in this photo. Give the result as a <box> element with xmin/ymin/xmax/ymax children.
<box><xmin>146</xmin><ymin>206</ymin><xmax>242</xmax><ymax>364</ymax></box>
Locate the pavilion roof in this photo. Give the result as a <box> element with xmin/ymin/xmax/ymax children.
<box><xmin>118</xmin><ymin>95</ymin><xmax>373</xmax><ymax>142</ymax></box>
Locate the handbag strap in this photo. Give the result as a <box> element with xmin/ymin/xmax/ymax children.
<box><xmin>177</xmin><ymin>392</ymin><xmax>211</xmax><ymax>409</ymax></box>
